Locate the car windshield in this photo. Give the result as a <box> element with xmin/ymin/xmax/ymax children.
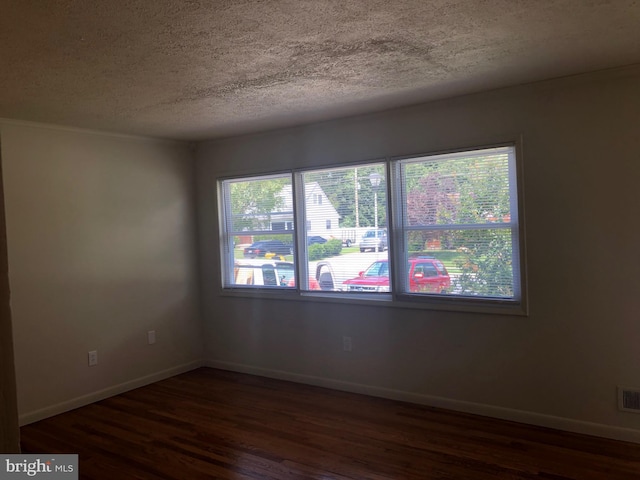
<box><xmin>363</xmin><ymin>231</ymin><xmax>376</xmax><ymax>238</ymax></box>
<box><xmin>363</xmin><ymin>261</ymin><xmax>389</xmax><ymax>277</ymax></box>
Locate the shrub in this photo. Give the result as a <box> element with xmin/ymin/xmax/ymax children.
<box><xmin>308</xmin><ymin>243</ymin><xmax>326</xmax><ymax>261</ymax></box>
<box><xmin>454</xmin><ymin>229</ymin><xmax>513</xmax><ymax>297</ymax></box>
<box><xmin>308</xmin><ymin>239</ymin><xmax>342</xmax><ymax>260</ymax></box>
<box><xmin>325</xmin><ymin>239</ymin><xmax>342</xmax><ymax>256</ymax></box>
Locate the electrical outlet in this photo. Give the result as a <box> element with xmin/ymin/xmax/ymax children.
<box><xmin>343</xmin><ymin>336</ymin><xmax>352</xmax><ymax>352</ymax></box>
<box><xmin>88</xmin><ymin>350</ymin><xmax>98</xmax><ymax>366</ymax></box>
<box><xmin>147</xmin><ymin>330</ymin><xmax>156</xmax><ymax>345</ymax></box>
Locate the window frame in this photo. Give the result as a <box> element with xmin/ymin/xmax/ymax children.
<box><xmin>217</xmin><ymin>141</ymin><xmax>527</xmax><ymax>316</ymax></box>
<box><xmin>218</xmin><ymin>172</ymin><xmax>296</xmax><ymax>292</ymax></box>
<box><xmin>388</xmin><ymin>144</ymin><xmax>525</xmax><ymax>309</ymax></box>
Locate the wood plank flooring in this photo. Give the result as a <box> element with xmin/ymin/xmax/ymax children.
<box><xmin>20</xmin><ymin>367</ymin><xmax>640</xmax><ymax>479</ymax></box>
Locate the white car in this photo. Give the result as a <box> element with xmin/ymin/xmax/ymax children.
<box><xmin>234</xmin><ymin>259</ymin><xmax>295</xmax><ymax>287</ymax></box>
<box><xmin>234</xmin><ymin>259</ymin><xmax>321</xmax><ymax>290</ymax></box>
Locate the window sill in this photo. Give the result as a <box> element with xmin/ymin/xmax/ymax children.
<box><xmin>219</xmin><ymin>288</ymin><xmax>528</xmax><ymax>316</ymax></box>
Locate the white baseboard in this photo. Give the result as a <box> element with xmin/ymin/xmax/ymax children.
<box><xmin>19</xmin><ymin>360</ymin><xmax>205</xmax><ymax>426</ymax></box>
<box><xmin>206</xmin><ymin>359</ymin><xmax>640</xmax><ymax>444</ymax></box>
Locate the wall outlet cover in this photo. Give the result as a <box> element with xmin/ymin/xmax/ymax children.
<box><xmin>88</xmin><ymin>350</ymin><xmax>98</xmax><ymax>367</ymax></box>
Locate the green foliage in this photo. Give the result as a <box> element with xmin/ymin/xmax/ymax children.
<box><xmin>404</xmin><ymin>153</ymin><xmax>510</xmax><ymax>228</ymax></box>
<box><xmin>308</xmin><ymin>239</ymin><xmax>342</xmax><ymax>261</ymax></box>
<box><xmin>404</xmin><ymin>152</ymin><xmax>514</xmax><ymax>297</ymax></box>
<box><xmin>308</xmin><ymin>244</ymin><xmax>325</xmax><ymax>261</ymax></box>
<box><xmin>325</xmin><ymin>238</ymin><xmax>342</xmax><ymax>256</ymax></box>
<box><xmin>229</xmin><ymin>177</ymin><xmax>289</xmax><ymax>231</ymax></box>
<box><xmin>454</xmin><ymin>230</ymin><xmax>513</xmax><ymax>297</ymax></box>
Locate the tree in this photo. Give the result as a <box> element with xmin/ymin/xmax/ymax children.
<box><xmin>404</xmin><ymin>153</ymin><xmax>514</xmax><ymax>297</ymax></box>
<box><xmin>454</xmin><ymin>229</ymin><xmax>513</xmax><ymax>297</ymax></box>
<box><xmin>406</xmin><ymin>172</ymin><xmax>457</xmax><ymax>249</ymax></box>
<box><xmin>230</xmin><ymin>178</ymin><xmax>289</xmax><ymax>231</ymax></box>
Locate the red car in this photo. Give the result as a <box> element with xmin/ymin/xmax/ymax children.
<box><xmin>341</xmin><ymin>257</ymin><xmax>450</xmax><ymax>293</ymax></box>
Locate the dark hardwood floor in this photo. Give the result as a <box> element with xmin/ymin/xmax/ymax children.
<box><xmin>20</xmin><ymin>368</ymin><xmax>640</xmax><ymax>479</ymax></box>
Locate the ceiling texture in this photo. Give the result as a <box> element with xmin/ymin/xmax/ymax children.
<box><xmin>1</xmin><ymin>0</ymin><xmax>640</xmax><ymax>141</ymax></box>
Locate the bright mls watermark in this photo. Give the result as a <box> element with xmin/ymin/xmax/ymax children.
<box><xmin>1</xmin><ymin>455</ymin><xmax>77</xmax><ymax>479</ymax></box>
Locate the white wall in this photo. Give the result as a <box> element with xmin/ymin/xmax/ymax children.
<box><xmin>196</xmin><ymin>65</ymin><xmax>640</xmax><ymax>441</ymax></box>
<box><xmin>0</xmin><ymin>122</ymin><xmax>203</xmax><ymax>422</ymax></box>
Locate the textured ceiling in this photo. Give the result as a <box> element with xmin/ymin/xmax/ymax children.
<box><xmin>1</xmin><ymin>0</ymin><xmax>640</xmax><ymax>141</ymax></box>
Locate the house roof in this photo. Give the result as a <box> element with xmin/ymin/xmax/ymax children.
<box><xmin>2</xmin><ymin>1</ymin><xmax>640</xmax><ymax>141</ymax></box>
<box><xmin>277</xmin><ymin>182</ymin><xmax>339</xmax><ymax>218</ymax></box>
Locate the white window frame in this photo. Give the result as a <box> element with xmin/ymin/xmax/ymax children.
<box><xmin>388</xmin><ymin>144</ymin><xmax>525</xmax><ymax>311</ymax></box>
<box><xmin>217</xmin><ymin>142</ymin><xmax>527</xmax><ymax>315</ymax></box>
<box><xmin>219</xmin><ymin>172</ymin><xmax>295</xmax><ymax>291</ymax></box>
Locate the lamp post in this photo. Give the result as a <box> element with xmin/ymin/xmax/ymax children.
<box><xmin>369</xmin><ymin>172</ymin><xmax>381</xmax><ymax>229</ymax></box>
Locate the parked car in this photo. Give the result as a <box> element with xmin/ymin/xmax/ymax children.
<box><xmin>341</xmin><ymin>257</ymin><xmax>450</xmax><ymax>293</ymax></box>
<box><xmin>307</xmin><ymin>236</ymin><xmax>327</xmax><ymax>245</ymax></box>
<box><xmin>341</xmin><ymin>259</ymin><xmax>390</xmax><ymax>292</ymax></box>
<box><xmin>234</xmin><ymin>260</ymin><xmax>320</xmax><ymax>290</ymax></box>
<box><xmin>359</xmin><ymin>229</ymin><xmax>387</xmax><ymax>252</ymax></box>
<box><xmin>234</xmin><ymin>259</ymin><xmax>295</xmax><ymax>286</ymax></box>
<box><xmin>315</xmin><ymin>261</ymin><xmax>336</xmax><ymax>291</ymax></box>
<box><xmin>243</xmin><ymin>240</ymin><xmax>292</xmax><ymax>258</ymax></box>
<box><xmin>286</xmin><ymin>276</ymin><xmax>321</xmax><ymax>290</ymax></box>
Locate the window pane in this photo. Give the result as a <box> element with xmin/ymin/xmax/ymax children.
<box><xmin>222</xmin><ymin>174</ymin><xmax>295</xmax><ymax>289</ymax></box>
<box><xmin>229</xmin><ymin>234</ymin><xmax>295</xmax><ymax>288</ymax></box>
<box><xmin>402</xmin><ymin>148</ymin><xmax>511</xmax><ymax>227</ymax></box>
<box><xmin>398</xmin><ymin>146</ymin><xmax>517</xmax><ymax>300</ymax></box>
<box><xmin>301</xmin><ymin>164</ymin><xmax>389</xmax><ymax>292</ymax></box>
<box><xmin>404</xmin><ymin>228</ymin><xmax>514</xmax><ymax>298</ymax></box>
<box><xmin>226</xmin><ymin>175</ymin><xmax>292</xmax><ymax>233</ymax></box>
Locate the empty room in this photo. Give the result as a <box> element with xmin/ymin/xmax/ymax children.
<box><xmin>2</xmin><ymin>1</ymin><xmax>640</xmax><ymax>478</ymax></box>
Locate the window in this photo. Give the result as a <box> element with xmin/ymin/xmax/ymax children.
<box><xmin>416</xmin><ymin>263</ymin><xmax>438</xmax><ymax>277</ymax></box>
<box><xmin>301</xmin><ymin>163</ymin><xmax>388</xmax><ymax>292</ymax></box>
<box><xmin>395</xmin><ymin>146</ymin><xmax>520</xmax><ymax>300</ymax></box>
<box><xmin>220</xmin><ymin>174</ymin><xmax>294</xmax><ymax>289</ymax></box>
<box><xmin>219</xmin><ymin>144</ymin><xmax>524</xmax><ymax>312</ymax></box>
